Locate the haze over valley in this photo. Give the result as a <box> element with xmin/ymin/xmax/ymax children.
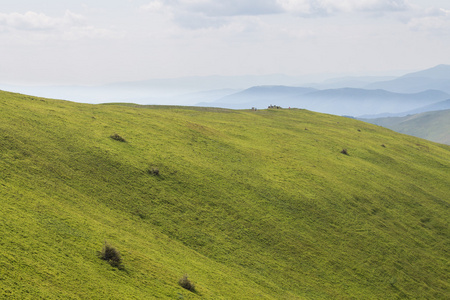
<box><xmin>3</xmin><ymin>65</ymin><xmax>450</xmax><ymax>130</ymax></box>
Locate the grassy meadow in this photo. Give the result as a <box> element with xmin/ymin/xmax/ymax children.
<box><xmin>0</xmin><ymin>90</ymin><xmax>449</xmax><ymax>299</ymax></box>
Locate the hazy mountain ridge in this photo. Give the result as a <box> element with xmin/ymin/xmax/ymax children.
<box><xmin>308</xmin><ymin>76</ymin><xmax>397</xmax><ymax>89</ymax></box>
<box><xmin>203</xmin><ymin>86</ymin><xmax>449</xmax><ymax>116</ymax></box>
<box><xmin>0</xmin><ymin>74</ymin><xmax>311</xmax><ymax>105</ymax></box>
<box><xmin>196</xmin><ymin>85</ymin><xmax>318</xmax><ymax>108</ymax></box>
<box><xmin>401</xmin><ymin>64</ymin><xmax>450</xmax><ymax>79</ymax></box>
<box><xmin>360</xmin><ymin>98</ymin><xmax>450</xmax><ymax>118</ymax></box>
<box><xmin>365</xmin><ymin>64</ymin><xmax>450</xmax><ymax>93</ymax></box>
<box><xmin>195</xmin><ymin>65</ymin><xmax>450</xmax><ymax>120</ymax></box>
<box><xmin>3</xmin><ymin>64</ymin><xmax>450</xmax><ymax>117</ymax></box>
<box><xmin>365</xmin><ymin>77</ymin><xmax>450</xmax><ymax>94</ymax></box>
<box><xmin>360</xmin><ymin>109</ymin><xmax>450</xmax><ymax>145</ymax></box>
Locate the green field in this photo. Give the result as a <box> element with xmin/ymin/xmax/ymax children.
<box><xmin>0</xmin><ymin>90</ymin><xmax>449</xmax><ymax>299</ymax></box>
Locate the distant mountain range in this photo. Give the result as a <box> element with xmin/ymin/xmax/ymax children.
<box><xmin>360</xmin><ymin>109</ymin><xmax>450</xmax><ymax>145</ymax></box>
<box><xmin>0</xmin><ymin>74</ymin><xmax>314</xmax><ymax>105</ymax></box>
<box><xmin>309</xmin><ymin>76</ymin><xmax>397</xmax><ymax>90</ymax></box>
<box><xmin>2</xmin><ymin>64</ymin><xmax>450</xmax><ymax>118</ymax></box>
<box><xmin>360</xmin><ymin>99</ymin><xmax>450</xmax><ymax>118</ymax></box>
<box><xmin>365</xmin><ymin>64</ymin><xmax>450</xmax><ymax>93</ymax></box>
<box><xmin>197</xmin><ymin>64</ymin><xmax>450</xmax><ymax>117</ymax></box>
<box><xmin>200</xmin><ymin>86</ymin><xmax>449</xmax><ymax>116</ymax></box>
<box><xmin>200</xmin><ymin>86</ymin><xmax>317</xmax><ymax>107</ymax></box>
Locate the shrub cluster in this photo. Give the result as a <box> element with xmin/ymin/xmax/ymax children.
<box><xmin>99</xmin><ymin>242</ymin><xmax>123</xmax><ymax>269</ymax></box>
<box><xmin>110</xmin><ymin>133</ymin><xmax>126</xmax><ymax>142</ymax></box>
<box><xmin>178</xmin><ymin>274</ymin><xmax>196</xmax><ymax>292</ymax></box>
<box><xmin>147</xmin><ymin>167</ymin><xmax>160</xmax><ymax>176</ymax></box>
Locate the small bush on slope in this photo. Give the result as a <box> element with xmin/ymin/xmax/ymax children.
<box><xmin>110</xmin><ymin>133</ymin><xmax>126</xmax><ymax>142</ymax></box>
<box><xmin>178</xmin><ymin>274</ymin><xmax>196</xmax><ymax>293</ymax></box>
<box><xmin>147</xmin><ymin>166</ymin><xmax>160</xmax><ymax>176</ymax></box>
<box><xmin>99</xmin><ymin>242</ymin><xmax>124</xmax><ymax>269</ymax></box>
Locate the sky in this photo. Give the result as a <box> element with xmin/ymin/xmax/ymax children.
<box><xmin>1</xmin><ymin>0</ymin><xmax>450</xmax><ymax>85</ymax></box>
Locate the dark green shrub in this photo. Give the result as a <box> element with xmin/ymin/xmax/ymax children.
<box><xmin>133</xmin><ymin>209</ymin><xmax>147</xmax><ymax>219</ymax></box>
<box><xmin>178</xmin><ymin>274</ymin><xmax>196</xmax><ymax>292</ymax></box>
<box><xmin>389</xmin><ymin>276</ymin><xmax>397</xmax><ymax>286</ymax></box>
<box><xmin>147</xmin><ymin>167</ymin><xmax>160</xmax><ymax>176</ymax></box>
<box><xmin>110</xmin><ymin>133</ymin><xmax>126</xmax><ymax>142</ymax></box>
<box><xmin>341</xmin><ymin>149</ymin><xmax>349</xmax><ymax>155</ymax></box>
<box><xmin>99</xmin><ymin>242</ymin><xmax>123</xmax><ymax>269</ymax></box>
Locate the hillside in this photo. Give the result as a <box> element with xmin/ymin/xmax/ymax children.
<box><xmin>361</xmin><ymin>109</ymin><xmax>450</xmax><ymax>145</ymax></box>
<box><xmin>0</xmin><ymin>91</ymin><xmax>449</xmax><ymax>299</ymax></box>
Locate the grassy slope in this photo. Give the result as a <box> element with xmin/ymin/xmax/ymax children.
<box><xmin>0</xmin><ymin>91</ymin><xmax>449</xmax><ymax>299</ymax></box>
<box><xmin>361</xmin><ymin>109</ymin><xmax>450</xmax><ymax>145</ymax></box>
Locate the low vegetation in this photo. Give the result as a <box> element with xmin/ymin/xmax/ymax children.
<box><xmin>178</xmin><ymin>274</ymin><xmax>196</xmax><ymax>293</ymax></box>
<box><xmin>0</xmin><ymin>90</ymin><xmax>449</xmax><ymax>299</ymax></box>
<box><xmin>99</xmin><ymin>242</ymin><xmax>124</xmax><ymax>269</ymax></box>
<box><xmin>147</xmin><ymin>166</ymin><xmax>160</xmax><ymax>176</ymax></box>
<box><xmin>110</xmin><ymin>133</ymin><xmax>126</xmax><ymax>142</ymax></box>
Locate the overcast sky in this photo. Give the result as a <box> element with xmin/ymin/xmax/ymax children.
<box><xmin>1</xmin><ymin>0</ymin><xmax>450</xmax><ymax>85</ymax></box>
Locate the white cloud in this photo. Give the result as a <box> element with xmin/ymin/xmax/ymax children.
<box><xmin>0</xmin><ymin>10</ymin><xmax>124</xmax><ymax>40</ymax></box>
<box><xmin>140</xmin><ymin>0</ymin><xmax>283</xmax><ymax>30</ymax></box>
<box><xmin>277</xmin><ymin>0</ymin><xmax>410</xmax><ymax>16</ymax></box>
<box><xmin>172</xmin><ymin>11</ymin><xmax>227</xmax><ymax>29</ymax></box>
<box><xmin>62</xmin><ymin>26</ymin><xmax>125</xmax><ymax>41</ymax></box>
<box><xmin>327</xmin><ymin>0</ymin><xmax>410</xmax><ymax>12</ymax></box>
<box><xmin>140</xmin><ymin>0</ymin><xmax>169</xmax><ymax>13</ymax></box>
<box><xmin>0</xmin><ymin>10</ymin><xmax>84</xmax><ymax>31</ymax></box>
<box><xmin>180</xmin><ymin>0</ymin><xmax>283</xmax><ymax>17</ymax></box>
<box><xmin>139</xmin><ymin>0</ymin><xmax>412</xmax><ymax>31</ymax></box>
<box><xmin>276</xmin><ymin>0</ymin><xmax>326</xmax><ymax>16</ymax></box>
<box><xmin>407</xmin><ymin>7</ymin><xmax>450</xmax><ymax>34</ymax></box>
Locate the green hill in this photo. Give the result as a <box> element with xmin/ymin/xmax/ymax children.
<box><xmin>361</xmin><ymin>109</ymin><xmax>450</xmax><ymax>145</ymax></box>
<box><xmin>0</xmin><ymin>90</ymin><xmax>449</xmax><ymax>299</ymax></box>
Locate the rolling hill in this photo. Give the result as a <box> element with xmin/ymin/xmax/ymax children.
<box><xmin>1</xmin><ymin>90</ymin><xmax>449</xmax><ymax>299</ymax></box>
<box><xmin>361</xmin><ymin>109</ymin><xmax>450</xmax><ymax>145</ymax></box>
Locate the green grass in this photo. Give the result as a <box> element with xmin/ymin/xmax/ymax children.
<box><xmin>0</xmin><ymin>90</ymin><xmax>449</xmax><ymax>299</ymax></box>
